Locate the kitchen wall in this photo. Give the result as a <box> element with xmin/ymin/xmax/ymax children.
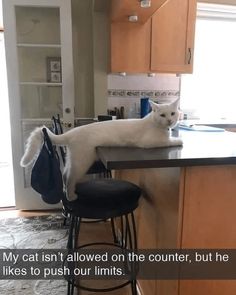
<box><xmin>108</xmin><ymin>74</ymin><xmax>180</xmax><ymax>118</ymax></box>
<box><xmin>72</xmin><ymin>0</ymin><xmax>94</xmax><ymax>118</ymax></box>
<box><xmin>93</xmin><ymin>11</ymin><xmax>109</xmax><ymax>117</ymax></box>
<box><xmin>72</xmin><ymin>0</ymin><xmax>110</xmax><ymax>118</ymax></box>
<box><xmin>201</xmin><ymin>0</ymin><xmax>236</xmax><ymax>4</ymax></box>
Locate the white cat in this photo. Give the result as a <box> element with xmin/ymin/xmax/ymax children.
<box><xmin>20</xmin><ymin>100</ymin><xmax>182</xmax><ymax>200</ymax></box>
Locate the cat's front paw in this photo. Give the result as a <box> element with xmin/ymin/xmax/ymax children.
<box><xmin>169</xmin><ymin>137</ymin><xmax>183</xmax><ymax>146</ymax></box>
<box><xmin>66</xmin><ymin>188</ymin><xmax>78</xmax><ymax>201</ymax></box>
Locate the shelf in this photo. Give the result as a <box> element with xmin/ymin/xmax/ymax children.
<box><xmin>19</xmin><ymin>82</ymin><xmax>62</xmax><ymax>86</ymax></box>
<box><xmin>17</xmin><ymin>43</ymin><xmax>61</xmax><ymax>48</ymax></box>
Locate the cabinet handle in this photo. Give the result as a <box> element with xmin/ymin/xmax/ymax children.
<box><xmin>188</xmin><ymin>48</ymin><xmax>192</xmax><ymax>64</ymax></box>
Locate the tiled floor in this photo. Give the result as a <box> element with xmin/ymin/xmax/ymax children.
<box><xmin>0</xmin><ymin>208</ymin><xmax>60</xmax><ymax>218</ymax></box>
<box><xmin>0</xmin><ymin>210</ymin><xmax>134</xmax><ymax>295</ymax></box>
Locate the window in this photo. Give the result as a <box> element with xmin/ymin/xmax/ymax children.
<box><xmin>181</xmin><ymin>3</ymin><xmax>236</xmax><ymax>120</ymax></box>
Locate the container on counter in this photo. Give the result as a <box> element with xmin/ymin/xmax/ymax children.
<box><xmin>140</xmin><ymin>97</ymin><xmax>151</xmax><ymax>118</ymax></box>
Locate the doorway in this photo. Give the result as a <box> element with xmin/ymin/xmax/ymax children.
<box><xmin>0</xmin><ymin>19</ymin><xmax>15</xmax><ymax>207</ymax></box>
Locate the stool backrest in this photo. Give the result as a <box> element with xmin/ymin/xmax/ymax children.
<box><xmin>51</xmin><ymin>114</ymin><xmax>66</xmax><ymax>165</ymax></box>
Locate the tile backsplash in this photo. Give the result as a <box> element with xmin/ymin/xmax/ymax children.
<box><xmin>108</xmin><ymin>74</ymin><xmax>180</xmax><ymax>118</ymax></box>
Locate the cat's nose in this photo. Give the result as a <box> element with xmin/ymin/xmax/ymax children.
<box><xmin>168</xmin><ymin>120</ymin><xmax>172</xmax><ymax>125</ymax></box>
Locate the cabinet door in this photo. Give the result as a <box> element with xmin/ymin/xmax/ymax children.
<box><xmin>179</xmin><ymin>166</ymin><xmax>236</xmax><ymax>294</ymax></box>
<box><xmin>110</xmin><ymin>20</ymin><xmax>151</xmax><ymax>73</ymax></box>
<box><xmin>151</xmin><ymin>0</ymin><xmax>196</xmax><ymax>73</ymax></box>
<box><xmin>3</xmin><ymin>0</ymin><xmax>74</xmax><ymax>209</ymax></box>
<box><xmin>111</xmin><ymin>0</ymin><xmax>169</xmax><ymax>23</ymax></box>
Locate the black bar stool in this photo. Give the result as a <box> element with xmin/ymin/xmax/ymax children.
<box><xmin>63</xmin><ymin>178</ymin><xmax>141</xmax><ymax>295</ymax></box>
<box><xmin>51</xmin><ymin>115</ymin><xmax>141</xmax><ymax>293</ymax></box>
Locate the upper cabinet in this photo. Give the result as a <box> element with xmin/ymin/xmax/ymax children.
<box><xmin>151</xmin><ymin>0</ymin><xmax>196</xmax><ymax>73</ymax></box>
<box><xmin>110</xmin><ymin>0</ymin><xmax>197</xmax><ymax>74</ymax></box>
<box><xmin>110</xmin><ymin>20</ymin><xmax>151</xmax><ymax>73</ymax></box>
<box><xmin>111</xmin><ymin>0</ymin><xmax>169</xmax><ymax>23</ymax></box>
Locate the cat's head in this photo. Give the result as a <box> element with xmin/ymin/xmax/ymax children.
<box><xmin>149</xmin><ymin>99</ymin><xmax>180</xmax><ymax>128</ymax></box>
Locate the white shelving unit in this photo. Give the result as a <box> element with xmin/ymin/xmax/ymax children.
<box><xmin>17</xmin><ymin>43</ymin><xmax>61</xmax><ymax>47</ymax></box>
<box><xmin>3</xmin><ymin>0</ymin><xmax>75</xmax><ymax>209</ymax></box>
<box><xmin>19</xmin><ymin>82</ymin><xmax>63</xmax><ymax>86</ymax></box>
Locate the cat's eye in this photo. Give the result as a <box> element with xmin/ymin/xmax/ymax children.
<box><xmin>160</xmin><ymin>114</ymin><xmax>166</xmax><ymax>118</ymax></box>
<box><xmin>171</xmin><ymin>112</ymin><xmax>175</xmax><ymax>116</ymax></box>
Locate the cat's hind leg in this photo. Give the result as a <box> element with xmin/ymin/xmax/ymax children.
<box><xmin>65</xmin><ymin>147</ymin><xmax>97</xmax><ymax>201</ymax></box>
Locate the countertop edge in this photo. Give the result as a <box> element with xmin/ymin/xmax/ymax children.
<box><xmin>97</xmin><ymin>147</ymin><xmax>236</xmax><ymax>170</ymax></box>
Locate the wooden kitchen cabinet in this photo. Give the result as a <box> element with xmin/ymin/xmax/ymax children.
<box><xmin>111</xmin><ymin>0</ymin><xmax>169</xmax><ymax>24</ymax></box>
<box><xmin>116</xmin><ymin>166</ymin><xmax>236</xmax><ymax>295</ymax></box>
<box><xmin>151</xmin><ymin>0</ymin><xmax>196</xmax><ymax>73</ymax></box>
<box><xmin>110</xmin><ymin>20</ymin><xmax>151</xmax><ymax>73</ymax></box>
<box><xmin>110</xmin><ymin>0</ymin><xmax>196</xmax><ymax>74</ymax></box>
<box><xmin>179</xmin><ymin>166</ymin><xmax>236</xmax><ymax>295</ymax></box>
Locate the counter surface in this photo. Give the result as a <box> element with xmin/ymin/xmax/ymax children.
<box><xmin>96</xmin><ymin>130</ymin><xmax>236</xmax><ymax>170</ymax></box>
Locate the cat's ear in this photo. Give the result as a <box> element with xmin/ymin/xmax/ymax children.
<box><xmin>171</xmin><ymin>98</ymin><xmax>180</xmax><ymax>109</ymax></box>
<box><xmin>149</xmin><ymin>100</ymin><xmax>159</xmax><ymax>112</ymax></box>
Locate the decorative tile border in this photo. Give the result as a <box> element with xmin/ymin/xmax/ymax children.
<box><xmin>108</xmin><ymin>89</ymin><xmax>179</xmax><ymax>98</ymax></box>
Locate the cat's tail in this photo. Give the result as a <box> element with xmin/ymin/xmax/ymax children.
<box><xmin>20</xmin><ymin>126</ymin><xmax>68</xmax><ymax>167</ymax></box>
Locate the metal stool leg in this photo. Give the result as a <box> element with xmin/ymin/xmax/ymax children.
<box><xmin>67</xmin><ymin>215</ymin><xmax>75</xmax><ymax>295</ymax></box>
<box><xmin>125</xmin><ymin>213</ymin><xmax>138</xmax><ymax>295</ymax></box>
<box><xmin>66</xmin><ymin>217</ymin><xmax>73</xmax><ymax>295</ymax></box>
<box><xmin>111</xmin><ymin>218</ymin><xmax>118</xmax><ymax>244</ymax></box>
<box><xmin>67</xmin><ymin>215</ymin><xmax>75</xmax><ymax>249</ymax></box>
<box><xmin>74</xmin><ymin>217</ymin><xmax>81</xmax><ymax>248</ymax></box>
<box><xmin>130</xmin><ymin>212</ymin><xmax>138</xmax><ymax>295</ymax></box>
<box><xmin>120</xmin><ymin>215</ymin><xmax>124</xmax><ymax>247</ymax></box>
<box><xmin>67</xmin><ymin>216</ymin><xmax>82</xmax><ymax>295</ymax></box>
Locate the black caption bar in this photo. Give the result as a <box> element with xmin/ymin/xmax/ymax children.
<box><xmin>0</xmin><ymin>249</ymin><xmax>236</xmax><ymax>280</ymax></box>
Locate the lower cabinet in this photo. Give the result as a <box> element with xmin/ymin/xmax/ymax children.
<box><xmin>115</xmin><ymin>165</ymin><xmax>236</xmax><ymax>295</ymax></box>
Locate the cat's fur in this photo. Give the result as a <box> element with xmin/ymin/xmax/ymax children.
<box><xmin>20</xmin><ymin>100</ymin><xmax>182</xmax><ymax>200</ymax></box>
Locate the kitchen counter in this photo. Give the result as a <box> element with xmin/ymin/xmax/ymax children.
<box><xmin>97</xmin><ymin>129</ymin><xmax>236</xmax><ymax>295</ymax></box>
<box><xmin>181</xmin><ymin>119</ymin><xmax>236</xmax><ymax>129</ymax></box>
<box><xmin>97</xmin><ymin>129</ymin><xmax>236</xmax><ymax>170</ymax></box>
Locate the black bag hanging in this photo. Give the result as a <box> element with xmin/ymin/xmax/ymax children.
<box><xmin>31</xmin><ymin>128</ymin><xmax>64</xmax><ymax>204</ymax></box>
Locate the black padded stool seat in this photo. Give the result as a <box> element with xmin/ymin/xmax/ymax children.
<box><xmin>65</xmin><ymin>179</ymin><xmax>141</xmax><ymax>219</ymax></box>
